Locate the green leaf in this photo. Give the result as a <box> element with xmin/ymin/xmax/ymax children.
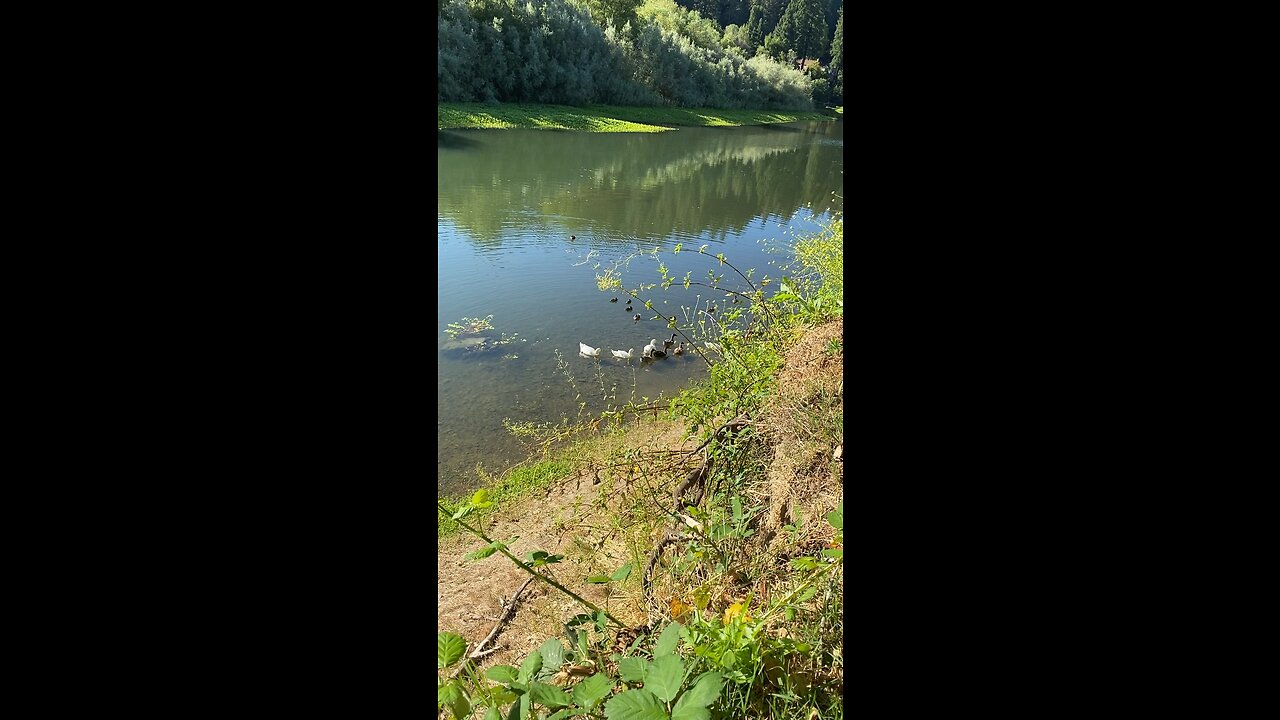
<box><xmin>507</xmin><ymin>693</ymin><xmax>530</xmax><ymax>720</ymax></box>
<box><xmin>673</xmin><ymin>671</ymin><xmax>723</xmax><ymax>712</ymax></box>
<box><xmin>439</xmin><ymin>680</ymin><xmax>461</xmax><ymax>709</ymax></box>
<box><xmin>610</xmin><ymin>563</ymin><xmax>633</xmax><ymax>581</ymax></box>
<box><xmin>604</xmin><ymin>688</ymin><xmax>666</xmax><ymax>720</ymax></box>
<box><xmin>798</xmin><ymin>586</ymin><xmax>817</xmax><ymax>602</ymax></box>
<box><xmin>472</xmin><ymin>488</ymin><xmax>493</xmax><ymax>508</ymax></box>
<box><xmin>485</xmin><ymin>707</ymin><xmax>502</xmax><ymax>720</ymax></box>
<box><xmin>519</xmin><ymin>650</ymin><xmax>543</xmax><ymax>682</ymax></box>
<box><xmin>671</xmin><ymin>707</ymin><xmax>708</xmax><ymax>720</ymax></box>
<box><xmin>617</xmin><ymin>656</ymin><xmax>648</xmax><ymax>682</ymax></box>
<box><xmin>486</xmin><ymin>665</ymin><xmax>519</xmax><ymax>684</ymax></box>
<box><xmin>587</xmin><ymin>575</ymin><xmax>612</xmax><ymax>584</ymax></box>
<box><xmin>529</xmin><ymin>681</ymin><xmax>572</xmax><ymax>709</ymax></box>
<box><xmin>822</xmin><ymin>548</ymin><xmax>844</xmax><ymax>559</ymax></box>
<box><xmin>790</xmin><ymin>557</ymin><xmax>819</xmax><ymax>570</ymax></box>
<box><xmin>732</xmin><ymin>496</ymin><xmax>743</xmax><ymax>522</ymax></box>
<box><xmin>547</xmin><ymin>709</ymin><xmax>590</xmax><ymax>720</ymax></box>
<box><xmin>572</xmin><ymin>672</ymin><xmax>614</xmax><ymax>710</ymax></box>
<box><xmin>827</xmin><ymin>502</ymin><xmax>843</xmax><ymax>531</ymax></box>
<box><xmin>538</xmin><ymin>638</ymin><xmax>565</xmax><ymax>673</ymax></box>
<box><xmin>452</xmin><ymin>504</ymin><xmax>472</xmax><ymax>520</ymax></box>
<box><xmin>442</xmin><ymin>680</ymin><xmax>470</xmax><ymax>719</ymax></box>
<box><xmin>438</xmin><ymin>632</ymin><xmax>467</xmax><ymax>669</ymax></box>
<box><xmin>566</xmin><ymin>613</ymin><xmax>594</xmax><ymax>628</ymax></box>
<box><xmin>466</xmin><ymin>541</ymin><xmax>502</xmax><ymax>560</ymax></box>
<box><xmin>653</xmin><ymin>622</ymin><xmax>684</xmax><ymax>658</ymax></box>
<box><xmin>644</xmin><ymin>654</ymin><xmax>684</xmax><ymax>702</ymax></box>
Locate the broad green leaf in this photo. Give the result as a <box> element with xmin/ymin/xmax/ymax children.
<box><xmin>644</xmin><ymin>654</ymin><xmax>684</xmax><ymax>703</ymax></box>
<box><xmin>544</xmin><ymin>554</ymin><xmax>564</xmax><ymax>564</ymax></box>
<box><xmin>673</xmin><ymin>672</ymin><xmax>722</xmax><ymax>712</ymax></box>
<box><xmin>653</xmin><ymin>622</ymin><xmax>684</xmax><ymax>658</ymax></box>
<box><xmin>438</xmin><ymin>632</ymin><xmax>467</xmax><ymax>669</ymax></box>
<box><xmin>572</xmin><ymin>672</ymin><xmax>614</xmax><ymax>710</ymax></box>
<box><xmin>798</xmin><ymin>586</ymin><xmax>817</xmax><ymax>602</ymax></box>
<box><xmin>529</xmin><ymin>681</ymin><xmax>572</xmax><ymax>709</ymax></box>
<box><xmin>587</xmin><ymin>575</ymin><xmax>613</xmax><ymax>584</ymax></box>
<box><xmin>485</xmin><ymin>707</ymin><xmax>502</xmax><ymax>720</ymax></box>
<box><xmin>472</xmin><ymin>488</ymin><xmax>493</xmax><ymax>508</ymax></box>
<box><xmin>547</xmin><ymin>709</ymin><xmax>590</xmax><ymax>720</ymax></box>
<box><xmin>822</xmin><ymin>548</ymin><xmax>844</xmax><ymax>560</ymax></box>
<box><xmin>610</xmin><ymin>563</ymin><xmax>633</xmax><ymax>582</ymax></box>
<box><xmin>486</xmin><ymin>665</ymin><xmax>519</xmax><ymax>684</ymax></box>
<box><xmin>538</xmin><ymin>638</ymin><xmax>565</xmax><ymax>673</ymax></box>
<box><xmin>442</xmin><ymin>680</ymin><xmax>470</xmax><ymax>719</ymax></box>
<box><xmin>732</xmin><ymin>496</ymin><xmax>743</xmax><ymax>522</ymax></box>
<box><xmin>507</xmin><ymin>693</ymin><xmax>530</xmax><ymax>720</ymax></box>
<box><xmin>670</xmin><ymin>707</ymin><xmax>709</xmax><ymax>720</ymax></box>
<box><xmin>493</xmin><ymin>688</ymin><xmax>519</xmax><ymax>705</ymax></box>
<box><xmin>604</xmin><ymin>688</ymin><xmax>666</xmax><ymax>720</ymax></box>
<box><xmin>826</xmin><ymin>503</ymin><xmax>843</xmax><ymax>531</ymax></box>
<box><xmin>439</xmin><ymin>680</ymin><xmax>460</xmax><ymax>708</ymax></box>
<box><xmin>566</xmin><ymin>613</ymin><xmax>594</xmax><ymax>628</ymax></box>
<box><xmin>617</xmin><ymin>656</ymin><xmax>648</xmax><ymax>682</ymax></box>
<box><xmin>518</xmin><ymin>650</ymin><xmax>543</xmax><ymax>682</ymax></box>
<box><xmin>452</xmin><ymin>505</ymin><xmax>472</xmax><ymax>521</ymax></box>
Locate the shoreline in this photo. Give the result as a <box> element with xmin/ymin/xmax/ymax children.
<box><xmin>439</xmin><ymin>102</ymin><xmax>843</xmax><ymax>133</ymax></box>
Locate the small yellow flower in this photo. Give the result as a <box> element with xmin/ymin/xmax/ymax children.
<box><xmin>724</xmin><ymin>602</ymin><xmax>752</xmax><ymax>624</ymax></box>
<box><xmin>670</xmin><ymin>597</ymin><xmax>691</xmax><ymax>621</ymax></box>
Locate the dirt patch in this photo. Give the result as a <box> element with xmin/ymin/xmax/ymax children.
<box><xmin>437</xmin><ymin>419</ymin><xmax>690</xmax><ymax>674</ymax></box>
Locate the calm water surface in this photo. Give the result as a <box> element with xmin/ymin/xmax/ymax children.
<box><xmin>438</xmin><ymin>120</ymin><xmax>843</xmax><ymax>495</ymax></box>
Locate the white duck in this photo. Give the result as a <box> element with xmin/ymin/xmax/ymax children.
<box><xmin>611</xmin><ymin>348</ymin><xmax>635</xmax><ymax>361</ymax></box>
<box><xmin>646</xmin><ymin>339</ymin><xmax>666</xmax><ymax>359</ymax></box>
<box><xmin>579</xmin><ymin>342</ymin><xmax>601</xmax><ymax>359</ymax></box>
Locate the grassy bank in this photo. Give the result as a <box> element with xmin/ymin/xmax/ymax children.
<box><xmin>438</xmin><ymin>213</ymin><xmax>844</xmax><ymax>719</ymax></box>
<box><xmin>438</xmin><ymin>457</ymin><xmax>575</xmax><ymax>538</ymax></box>
<box><xmin>438</xmin><ymin>102</ymin><xmax>840</xmax><ymax>132</ymax></box>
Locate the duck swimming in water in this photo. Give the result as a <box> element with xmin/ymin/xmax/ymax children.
<box><xmin>579</xmin><ymin>342</ymin><xmax>601</xmax><ymax>359</ymax></box>
<box><xmin>673</xmin><ymin>342</ymin><xmax>685</xmax><ymax>356</ymax></box>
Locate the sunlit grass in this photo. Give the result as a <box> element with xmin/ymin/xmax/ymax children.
<box><xmin>438</xmin><ymin>102</ymin><xmax>840</xmax><ymax>132</ymax></box>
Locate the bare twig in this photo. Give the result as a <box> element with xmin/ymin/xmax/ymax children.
<box><xmin>446</xmin><ymin>575</ymin><xmax>536</xmax><ymax>682</ymax></box>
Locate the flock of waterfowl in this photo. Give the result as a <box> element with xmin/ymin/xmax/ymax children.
<box><xmin>579</xmin><ymin>333</ymin><xmax>686</xmax><ymax>363</ymax></box>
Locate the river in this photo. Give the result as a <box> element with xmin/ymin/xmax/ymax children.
<box><xmin>438</xmin><ymin>119</ymin><xmax>843</xmax><ymax>494</ymax></box>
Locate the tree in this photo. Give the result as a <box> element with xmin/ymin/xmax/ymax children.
<box><xmin>744</xmin><ymin>0</ymin><xmax>786</xmax><ymax>49</ymax></box>
<box><xmin>766</xmin><ymin>0</ymin><xmax>827</xmax><ymax>62</ymax></box>
<box><xmin>829</xmin><ymin>4</ymin><xmax>842</xmax><ymax>100</ymax></box>
<box><xmin>585</xmin><ymin>0</ymin><xmax>645</xmax><ymax>28</ymax></box>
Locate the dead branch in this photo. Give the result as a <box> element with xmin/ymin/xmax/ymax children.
<box><xmin>446</xmin><ymin>575</ymin><xmax>535</xmax><ymax>682</ymax></box>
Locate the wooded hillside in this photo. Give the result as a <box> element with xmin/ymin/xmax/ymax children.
<box><xmin>438</xmin><ymin>0</ymin><xmax>843</xmax><ymax>109</ymax></box>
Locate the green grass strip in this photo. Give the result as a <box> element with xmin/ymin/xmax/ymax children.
<box><xmin>438</xmin><ymin>458</ymin><xmax>575</xmax><ymax>538</ymax></box>
<box><xmin>439</xmin><ymin>102</ymin><xmax>840</xmax><ymax>132</ymax></box>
